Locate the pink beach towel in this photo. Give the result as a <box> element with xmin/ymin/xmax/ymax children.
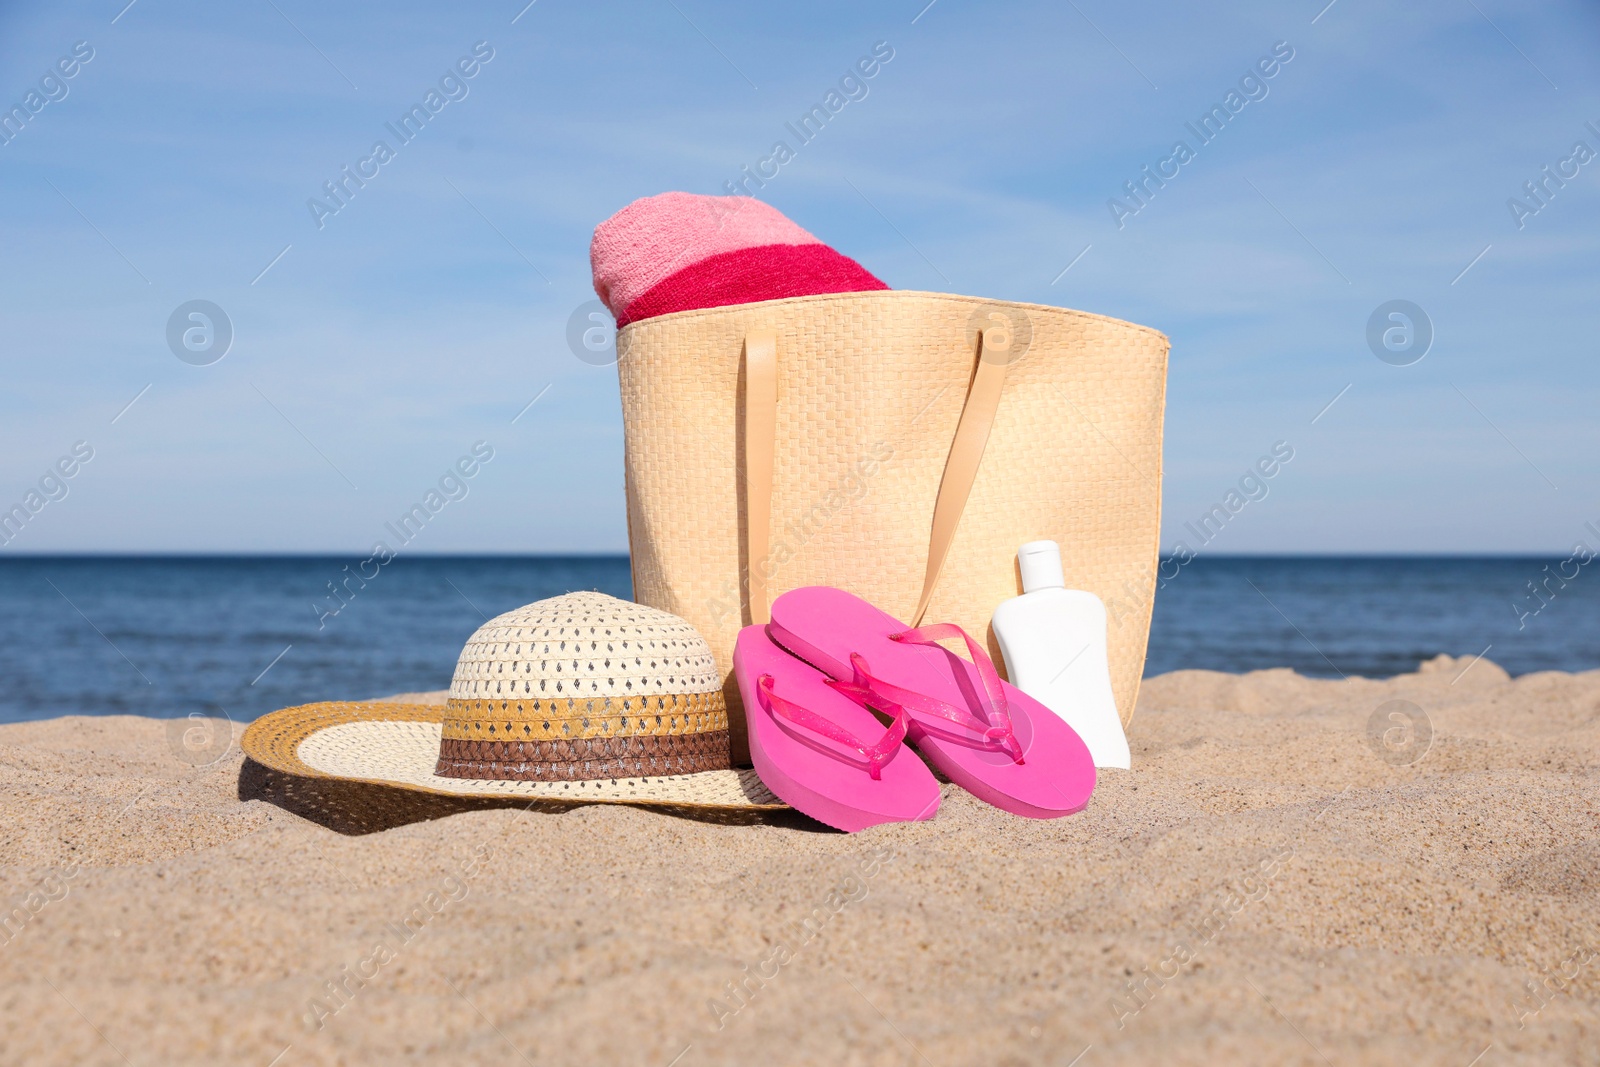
<box><xmin>590</xmin><ymin>192</ymin><xmax>888</xmax><ymax>327</ymax></box>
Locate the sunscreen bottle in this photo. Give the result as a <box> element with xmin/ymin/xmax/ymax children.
<box><xmin>990</xmin><ymin>540</ymin><xmax>1131</xmax><ymax>769</ymax></box>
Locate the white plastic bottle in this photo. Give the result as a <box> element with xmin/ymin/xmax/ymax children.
<box><xmin>990</xmin><ymin>540</ymin><xmax>1131</xmax><ymax>769</ymax></box>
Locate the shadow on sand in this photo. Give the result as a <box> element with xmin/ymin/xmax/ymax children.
<box><xmin>236</xmin><ymin>757</ymin><xmax>831</xmax><ymax>835</ymax></box>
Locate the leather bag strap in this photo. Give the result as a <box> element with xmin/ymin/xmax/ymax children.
<box><xmin>740</xmin><ymin>323</ymin><xmax>1009</xmax><ymax>627</ymax></box>
<box><xmin>911</xmin><ymin>326</ymin><xmax>1010</xmax><ymax>624</ymax></box>
<box><xmin>743</xmin><ymin>330</ymin><xmax>779</xmax><ymax>624</ymax></box>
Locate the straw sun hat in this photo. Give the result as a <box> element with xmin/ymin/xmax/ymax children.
<box><xmin>242</xmin><ymin>592</ymin><xmax>781</xmax><ymax>811</ymax></box>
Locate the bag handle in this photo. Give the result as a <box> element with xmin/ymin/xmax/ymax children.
<box><xmin>740</xmin><ymin>324</ymin><xmax>1010</xmax><ymax>627</ymax></box>
<box><xmin>743</xmin><ymin>330</ymin><xmax>779</xmax><ymax>624</ymax></box>
<box><xmin>912</xmin><ymin>325</ymin><xmax>1011</xmax><ymax>624</ymax></box>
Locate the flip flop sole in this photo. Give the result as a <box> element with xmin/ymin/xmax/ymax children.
<box><xmin>734</xmin><ymin>626</ymin><xmax>941</xmax><ymax>832</ymax></box>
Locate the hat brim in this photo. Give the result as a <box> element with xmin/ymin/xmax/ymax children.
<box><xmin>242</xmin><ymin>702</ymin><xmax>784</xmax><ymax>811</ymax></box>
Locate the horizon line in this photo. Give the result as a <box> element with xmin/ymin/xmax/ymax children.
<box><xmin>0</xmin><ymin>550</ymin><xmax>1583</xmax><ymax>560</ymax></box>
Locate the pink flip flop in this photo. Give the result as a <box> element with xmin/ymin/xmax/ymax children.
<box><xmin>734</xmin><ymin>626</ymin><xmax>941</xmax><ymax>832</ymax></box>
<box><xmin>768</xmin><ymin>587</ymin><xmax>1096</xmax><ymax>819</ymax></box>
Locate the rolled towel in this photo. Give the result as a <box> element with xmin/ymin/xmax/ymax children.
<box><xmin>591</xmin><ymin>192</ymin><xmax>888</xmax><ymax>328</ymax></box>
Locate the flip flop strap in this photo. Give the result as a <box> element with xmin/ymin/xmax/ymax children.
<box><xmin>864</xmin><ymin>624</ymin><xmax>1024</xmax><ymax>763</ymax></box>
<box><xmin>757</xmin><ymin>674</ymin><xmax>909</xmax><ymax>780</ymax></box>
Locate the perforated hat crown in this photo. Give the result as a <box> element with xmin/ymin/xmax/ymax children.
<box><xmin>434</xmin><ymin>591</ymin><xmax>731</xmax><ymax>782</ymax></box>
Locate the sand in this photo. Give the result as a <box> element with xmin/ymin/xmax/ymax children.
<box><xmin>1</xmin><ymin>655</ymin><xmax>1596</xmax><ymax>1066</ymax></box>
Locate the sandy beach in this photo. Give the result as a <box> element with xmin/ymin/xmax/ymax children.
<box><xmin>2</xmin><ymin>655</ymin><xmax>1596</xmax><ymax>1066</ymax></box>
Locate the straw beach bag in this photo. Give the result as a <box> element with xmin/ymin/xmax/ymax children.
<box><xmin>617</xmin><ymin>290</ymin><xmax>1168</xmax><ymax>763</ymax></box>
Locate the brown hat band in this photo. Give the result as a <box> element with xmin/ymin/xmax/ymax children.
<box><xmin>435</xmin><ymin>729</ymin><xmax>731</xmax><ymax>782</ymax></box>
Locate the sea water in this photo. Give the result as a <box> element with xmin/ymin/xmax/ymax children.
<box><xmin>0</xmin><ymin>555</ymin><xmax>1592</xmax><ymax>724</ymax></box>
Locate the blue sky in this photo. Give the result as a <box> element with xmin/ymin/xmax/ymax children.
<box><xmin>1</xmin><ymin>0</ymin><xmax>1597</xmax><ymax>554</ymax></box>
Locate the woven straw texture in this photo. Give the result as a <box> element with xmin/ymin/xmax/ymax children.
<box><xmin>441</xmin><ymin>591</ymin><xmax>731</xmax><ymax>781</ymax></box>
<box><xmin>617</xmin><ymin>290</ymin><xmax>1168</xmax><ymax>763</ymax></box>
<box><xmin>240</xmin><ymin>702</ymin><xmax>781</xmax><ymax>809</ymax></box>
<box><xmin>435</xmin><ymin>729</ymin><xmax>731</xmax><ymax>781</ymax></box>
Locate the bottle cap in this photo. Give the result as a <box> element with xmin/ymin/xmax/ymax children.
<box><xmin>1017</xmin><ymin>540</ymin><xmax>1065</xmax><ymax>593</ymax></box>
